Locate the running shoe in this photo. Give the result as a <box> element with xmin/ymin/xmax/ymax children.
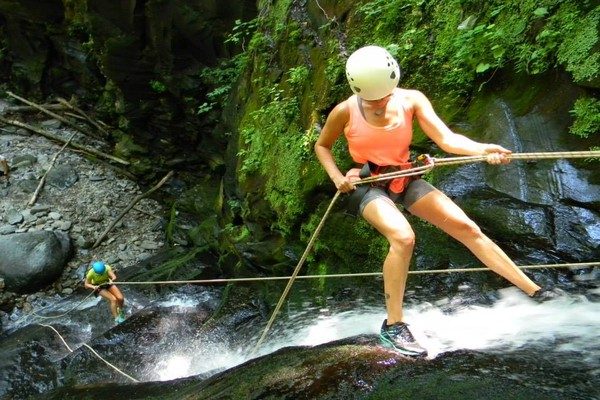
<box><xmin>115</xmin><ymin>308</ymin><xmax>126</xmax><ymax>324</ymax></box>
<box><xmin>380</xmin><ymin>319</ymin><xmax>427</xmax><ymax>357</ymax></box>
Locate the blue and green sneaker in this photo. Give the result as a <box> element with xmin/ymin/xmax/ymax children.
<box><xmin>379</xmin><ymin>319</ymin><xmax>427</xmax><ymax>357</ymax></box>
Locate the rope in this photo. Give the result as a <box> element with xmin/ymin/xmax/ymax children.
<box><xmin>437</xmin><ymin>150</ymin><xmax>600</xmax><ymax>165</ymax></box>
<box><xmin>80</xmin><ymin>343</ymin><xmax>140</xmax><ymax>383</ymax></box>
<box><xmin>112</xmin><ymin>261</ymin><xmax>599</xmax><ymax>286</ymax></box>
<box><xmin>38</xmin><ymin>323</ymin><xmax>74</xmax><ymax>352</ymax></box>
<box><xmin>252</xmin><ymin>190</ymin><xmax>342</xmax><ymax>353</ymax></box>
<box><xmin>37</xmin><ymin>323</ymin><xmax>139</xmax><ymax>383</ymax></box>
<box><xmin>355</xmin><ymin>150</ymin><xmax>600</xmax><ymax>185</ymax></box>
<box><xmin>7</xmin><ymin>290</ymin><xmax>95</xmax><ymax>327</ymax></box>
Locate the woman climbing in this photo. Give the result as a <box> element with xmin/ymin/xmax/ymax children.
<box><xmin>314</xmin><ymin>45</ymin><xmax>541</xmax><ymax>357</ymax></box>
<box><xmin>84</xmin><ymin>260</ymin><xmax>126</xmax><ymax>324</ymax></box>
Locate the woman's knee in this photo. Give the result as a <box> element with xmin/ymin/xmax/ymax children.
<box><xmin>109</xmin><ymin>287</ymin><xmax>124</xmax><ymax>302</ymax></box>
<box><xmin>451</xmin><ymin>218</ymin><xmax>483</xmax><ymax>241</ymax></box>
<box><xmin>388</xmin><ymin>229</ymin><xmax>415</xmax><ymax>252</ymax></box>
<box><xmin>106</xmin><ymin>296</ymin><xmax>118</xmax><ymax>306</ymax></box>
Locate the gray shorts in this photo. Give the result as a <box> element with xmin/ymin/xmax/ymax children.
<box><xmin>357</xmin><ymin>179</ymin><xmax>436</xmax><ymax>215</ymax></box>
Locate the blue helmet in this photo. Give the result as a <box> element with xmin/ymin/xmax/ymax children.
<box><xmin>92</xmin><ymin>261</ymin><xmax>106</xmax><ymax>274</ymax></box>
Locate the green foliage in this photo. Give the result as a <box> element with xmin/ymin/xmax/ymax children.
<box><xmin>149</xmin><ymin>79</ymin><xmax>167</xmax><ymax>93</ymax></box>
<box><xmin>569</xmin><ymin>97</ymin><xmax>600</xmax><ymax>139</ymax></box>
<box><xmin>286</xmin><ymin>65</ymin><xmax>309</xmax><ymax>87</ymax></box>
<box><xmin>223</xmin><ymin>223</ymin><xmax>252</xmax><ymax>243</ymax></box>
<box><xmin>237</xmin><ymin>79</ymin><xmax>309</xmax><ymax>232</ymax></box>
<box><xmin>196</xmin><ymin>55</ymin><xmax>248</xmax><ymax>117</ymax></box>
<box><xmin>229</xmin><ymin>0</ymin><xmax>600</xmax><ymax>274</ymax></box>
<box><xmin>130</xmin><ymin>247</ymin><xmax>206</xmax><ymax>281</ymax></box>
<box><xmin>165</xmin><ymin>204</ymin><xmax>177</xmax><ymax>244</ymax></box>
<box><xmin>351</xmin><ymin>0</ymin><xmax>599</xmax><ymax>115</ymax></box>
<box><xmin>225</xmin><ymin>18</ymin><xmax>259</xmax><ymax>48</ymax></box>
<box><xmin>556</xmin><ymin>5</ymin><xmax>600</xmax><ymax>83</ymax></box>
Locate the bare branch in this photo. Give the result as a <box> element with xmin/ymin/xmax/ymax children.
<box><xmin>27</xmin><ymin>132</ymin><xmax>77</xmax><ymax>207</ymax></box>
<box><xmin>57</xmin><ymin>97</ymin><xmax>111</xmax><ymax>138</ymax></box>
<box><xmin>6</xmin><ymin>91</ymin><xmax>101</xmax><ymax>140</ymax></box>
<box><xmin>92</xmin><ymin>171</ymin><xmax>174</xmax><ymax>248</ymax></box>
<box><xmin>0</xmin><ymin>116</ymin><xmax>129</xmax><ymax>165</ymax></box>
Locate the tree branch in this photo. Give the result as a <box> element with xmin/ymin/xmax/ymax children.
<box><xmin>57</xmin><ymin>97</ymin><xmax>111</xmax><ymax>138</ymax></box>
<box><xmin>0</xmin><ymin>116</ymin><xmax>129</xmax><ymax>165</ymax></box>
<box><xmin>27</xmin><ymin>132</ymin><xmax>77</xmax><ymax>207</ymax></box>
<box><xmin>92</xmin><ymin>171</ymin><xmax>174</xmax><ymax>248</ymax></box>
<box><xmin>6</xmin><ymin>91</ymin><xmax>101</xmax><ymax>140</ymax></box>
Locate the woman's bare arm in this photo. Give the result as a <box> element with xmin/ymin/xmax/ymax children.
<box><xmin>411</xmin><ymin>90</ymin><xmax>510</xmax><ymax>164</ymax></box>
<box><xmin>314</xmin><ymin>101</ymin><xmax>356</xmax><ymax>192</ymax></box>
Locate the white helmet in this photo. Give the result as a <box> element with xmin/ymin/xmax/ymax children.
<box><xmin>345</xmin><ymin>46</ymin><xmax>401</xmax><ymax>100</ymax></box>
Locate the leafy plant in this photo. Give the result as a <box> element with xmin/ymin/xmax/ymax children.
<box><xmin>569</xmin><ymin>97</ymin><xmax>600</xmax><ymax>139</ymax></box>
<box><xmin>225</xmin><ymin>18</ymin><xmax>259</xmax><ymax>49</ymax></box>
<box><xmin>149</xmin><ymin>79</ymin><xmax>167</xmax><ymax>93</ymax></box>
<box><xmin>556</xmin><ymin>5</ymin><xmax>600</xmax><ymax>83</ymax></box>
<box><xmin>286</xmin><ymin>65</ymin><xmax>309</xmax><ymax>87</ymax></box>
<box><xmin>196</xmin><ymin>55</ymin><xmax>248</xmax><ymax>116</ymax></box>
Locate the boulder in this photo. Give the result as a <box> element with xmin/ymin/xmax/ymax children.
<box><xmin>0</xmin><ymin>231</ymin><xmax>72</xmax><ymax>293</ymax></box>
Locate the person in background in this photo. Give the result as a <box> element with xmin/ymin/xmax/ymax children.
<box><xmin>84</xmin><ymin>260</ymin><xmax>126</xmax><ymax>324</ymax></box>
<box><xmin>314</xmin><ymin>45</ymin><xmax>541</xmax><ymax>357</ymax></box>
<box><xmin>0</xmin><ymin>155</ymin><xmax>10</xmax><ymax>186</ymax></box>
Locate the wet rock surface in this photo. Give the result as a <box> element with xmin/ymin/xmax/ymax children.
<box><xmin>43</xmin><ymin>335</ymin><xmax>593</xmax><ymax>400</ymax></box>
<box><xmin>0</xmin><ymin>284</ymin><xmax>238</xmax><ymax>399</ymax></box>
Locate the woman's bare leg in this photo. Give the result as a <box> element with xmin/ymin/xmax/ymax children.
<box><xmin>99</xmin><ymin>290</ymin><xmax>119</xmax><ymax>317</ymax></box>
<box><xmin>362</xmin><ymin>198</ymin><xmax>416</xmax><ymax>324</ymax></box>
<box><xmin>108</xmin><ymin>285</ymin><xmax>125</xmax><ymax>309</ymax></box>
<box><xmin>408</xmin><ymin>190</ymin><xmax>540</xmax><ymax>296</ymax></box>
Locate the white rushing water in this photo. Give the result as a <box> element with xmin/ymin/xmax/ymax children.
<box><xmin>149</xmin><ymin>286</ymin><xmax>599</xmax><ymax>381</ymax></box>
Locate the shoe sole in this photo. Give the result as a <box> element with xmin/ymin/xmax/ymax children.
<box><xmin>379</xmin><ymin>334</ymin><xmax>427</xmax><ymax>357</ymax></box>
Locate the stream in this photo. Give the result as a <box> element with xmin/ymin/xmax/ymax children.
<box><xmin>1</xmin><ymin>270</ymin><xmax>598</xmax><ymax>399</ymax></box>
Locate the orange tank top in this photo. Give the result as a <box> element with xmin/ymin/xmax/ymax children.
<box><xmin>344</xmin><ymin>88</ymin><xmax>413</xmax><ymax>166</ymax></box>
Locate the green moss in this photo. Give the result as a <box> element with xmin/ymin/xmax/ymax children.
<box><xmin>303</xmin><ymin>211</ymin><xmax>386</xmax><ymax>277</ymax></box>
